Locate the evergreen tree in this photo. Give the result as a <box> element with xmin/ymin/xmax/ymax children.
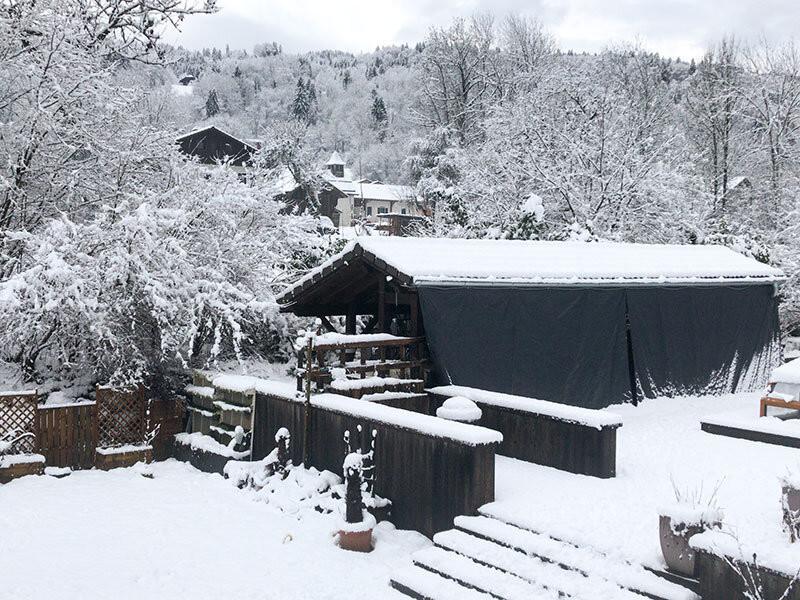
<box><xmin>205</xmin><ymin>88</ymin><xmax>220</xmax><ymax>118</ymax></box>
<box><xmin>291</xmin><ymin>77</ymin><xmax>317</xmax><ymax>125</ymax></box>
<box><xmin>370</xmin><ymin>89</ymin><xmax>388</xmax><ymax>141</ymax></box>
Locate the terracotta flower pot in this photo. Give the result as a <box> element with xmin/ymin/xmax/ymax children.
<box><xmin>659</xmin><ymin>514</ymin><xmax>715</xmax><ymax>577</ymax></box>
<box><xmin>338</xmin><ymin>528</ymin><xmax>373</xmax><ymax>553</ymax></box>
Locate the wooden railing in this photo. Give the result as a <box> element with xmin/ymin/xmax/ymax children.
<box><xmin>297</xmin><ymin>334</ymin><xmax>429</xmax><ymax>393</ymax></box>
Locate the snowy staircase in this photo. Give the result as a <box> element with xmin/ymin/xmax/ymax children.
<box><xmin>390</xmin><ymin>509</ymin><xmax>698</xmax><ymax>600</ymax></box>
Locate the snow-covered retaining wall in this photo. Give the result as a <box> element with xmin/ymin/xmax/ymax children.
<box><xmin>691</xmin><ymin>534</ymin><xmax>800</xmax><ymax>600</ymax></box>
<box><xmin>428</xmin><ymin>385</ymin><xmax>622</xmax><ymax>478</ymax></box>
<box><xmin>253</xmin><ymin>382</ymin><xmax>502</xmax><ymax>537</ymax></box>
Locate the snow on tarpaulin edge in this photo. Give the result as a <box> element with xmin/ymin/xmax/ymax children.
<box><xmin>311</xmin><ymin>393</ymin><xmax>503</xmax><ymax>446</ymax></box>
<box><xmin>428</xmin><ymin>385</ymin><xmax>623</xmax><ymax>429</ymax></box>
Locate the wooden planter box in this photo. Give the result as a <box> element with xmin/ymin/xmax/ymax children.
<box><xmin>95</xmin><ymin>446</ymin><xmax>152</xmax><ymax>471</ymax></box>
<box><xmin>696</xmin><ymin>548</ymin><xmax>800</xmax><ymax>600</ymax></box>
<box><xmin>0</xmin><ymin>455</ymin><xmax>45</xmax><ymax>483</ymax></box>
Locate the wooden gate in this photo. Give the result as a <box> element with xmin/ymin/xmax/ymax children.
<box><xmin>37</xmin><ymin>402</ymin><xmax>98</xmax><ymax>469</ymax></box>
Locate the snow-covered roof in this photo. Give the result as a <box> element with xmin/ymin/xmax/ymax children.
<box><xmin>727</xmin><ymin>176</ymin><xmax>750</xmax><ymax>191</ymax></box>
<box><xmin>279</xmin><ymin>237</ymin><xmax>784</xmax><ymax>302</ymax></box>
<box><xmin>326</xmin><ymin>151</ymin><xmax>345</xmax><ymax>166</ymax></box>
<box><xmin>354</xmin><ymin>182</ymin><xmax>416</xmax><ymax>202</ymax></box>
<box><xmin>175</xmin><ymin>125</ymin><xmax>258</xmax><ymax>152</ymax></box>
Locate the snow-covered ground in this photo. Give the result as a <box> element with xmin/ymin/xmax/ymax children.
<box><xmin>0</xmin><ymin>461</ymin><xmax>428</xmax><ymax>600</ymax></box>
<box><xmin>2</xmin><ymin>391</ymin><xmax>798</xmax><ymax>598</ymax></box>
<box><xmin>491</xmin><ymin>392</ymin><xmax>800</xmax><ymax>570</ymax></box>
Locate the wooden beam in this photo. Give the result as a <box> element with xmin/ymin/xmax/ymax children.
<box><xmin>377</xmin><ymin>278</ymin><xmax>386</xmax><ymax>333</ymax></box>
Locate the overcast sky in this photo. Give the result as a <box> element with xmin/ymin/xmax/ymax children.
<box><xmin>166</xmin><ymin>0</ymin><xmax>800</xmax><ymax>60</ymax></box>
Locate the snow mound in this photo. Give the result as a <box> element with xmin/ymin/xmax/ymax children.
<box><xmin>771</xmin><ymin>357</ymin><xmax>800</xmax><ymax>385</ymax></box>
<box><xmin>436</xmin><ymin>397</ymin><xmax>482</xmax><ymax>422</ymax></box>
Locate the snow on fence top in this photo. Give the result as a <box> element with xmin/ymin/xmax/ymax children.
<box><xmin>312</xmin><ymin>393</ymin><xmax>503</xmax><ymax>446</ymax></box>
<box><xmin>428</xmin><ymin>385</ymin><xmax>623</xmax><ymax>429</ymax></box>
<box><xmin>770</xmin><ymin>357</ymin><xmax>800</xmax><ymax>384</ymax></box>
<box><xmin>312</xmin><ymin>332</ymin><xmax>413</xmax><ymax>347</ymax></box>
<box><xmin>279</xmin><ymin>237</ymin><xmax>784</xmax><ymax>301</ymax></box>
<box><xmin>209</xmin><ymin>374</ymin><xmax>300</xmax><ymax>402</ymax></box>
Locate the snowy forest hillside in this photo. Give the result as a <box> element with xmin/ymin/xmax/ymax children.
<box><xmin>3</xmin><ymin>0</ymin><xmax>800</xmax><ymax>392</ymax></box>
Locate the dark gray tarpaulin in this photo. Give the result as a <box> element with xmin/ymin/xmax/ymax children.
<box><xmin>418</xmin><ymin>284</ymin><xmax>780</xmax><ymax>409</ymax></box>
<box><xmin>626</xmin><ymin>286</ymin><xmax>780</xmax><ymax>399</ymax></box>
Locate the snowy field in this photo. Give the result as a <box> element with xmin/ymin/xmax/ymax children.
<box><xmin>0</xmin><ymin>461</ymin><xmax>428</xmax><ymax>600</ymax></box>
<box><xmin>491</xmin><ymin>392</ymin><xmax>800</xmax><ymax>569</ymax></box>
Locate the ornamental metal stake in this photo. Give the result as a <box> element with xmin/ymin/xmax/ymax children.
<box><xmin>303</xmin><ymin>335</ymin><xmax>313</xmax><ymax>466</ymax></box>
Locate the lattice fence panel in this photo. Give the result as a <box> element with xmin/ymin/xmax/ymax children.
<box><xmin>0</xmin><ymin>391</ymin><xmax>39</xmax><ymax>454</ymax></box>
<box><xmin>96</xmin><ymin>386</ymin><xmax>145</xmax><ymax>448</ymax></box>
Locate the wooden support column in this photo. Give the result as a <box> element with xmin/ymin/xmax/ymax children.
<box><xmin>377</xmin><ymin>278</ymin><xmax>386</xmax><ymax>333</ymax></box>
<box><xmin>410</xmin><ymin>292</ymin><xmax>419</xmax><ymax>337</ymax></box>
<box><xmin>345</xmin><ymin>304</ymin><xmax>356</xmax><ymax>335</ymax></box>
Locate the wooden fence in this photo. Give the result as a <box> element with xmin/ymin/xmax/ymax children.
<box><xmin>429</xmin><ymin>386</ymin><xmax>622</xmax><ymax>479</ymax></box>
<box><xmin>252</xmin><ymin>390</ymin><xmax>501</xmax><ymax>537</ymax></box>
<box><xmin>38</xmin><ymin>402</ymin><xmax>97</xmax><ymax>469</ymax></box>
<box><xmin>1</xmin><ymin>389</ymin><xmax>186</xmax><ymax>471</ymax></box>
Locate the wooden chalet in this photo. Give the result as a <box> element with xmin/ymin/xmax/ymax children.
<box><xmin>176</xmin><ymin>126</ymin><xmax>257</xmax><ymax>171</ymax></box>
<box><xmin>278</xmin><ymin>237</ymin><xmax>785</xmax><ymax>409</ymax></box>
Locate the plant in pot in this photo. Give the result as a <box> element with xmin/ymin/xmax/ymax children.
<box><xmin>781</xmin><ymin>468</ymin><xmax>800</xmax><ymax>543</ymax></box>
<box><xmin>659</xmin><ymin>479</ymin><xmax>724</xmax><ymax>577</ymax></box>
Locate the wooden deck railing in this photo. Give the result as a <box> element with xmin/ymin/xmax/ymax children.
<box><xmin>297</xmin><ymin>334</ymin><xmax>429</xmax><ymax>392</ymax></box>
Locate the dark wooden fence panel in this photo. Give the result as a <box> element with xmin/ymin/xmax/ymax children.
<box><xmin>37</xmin><ymin>403</ymin><xmax>97</xmax><ymax>469</ymax></box>
<box><xmin>310</xmin><ymin>407</ymin><xmax>496</xmax><ymax>537</ymax></box>
<box><xmin>253</xmin><ymin>392</ymin><xmax>498</xmax><ymax>538</ymax></box>
<box><xmin>252</xmin><ymin>393</ymin><xmax>306</xmax><ymax>465</ymax></box>
<box><xmin>148</xmin><ymin>397</ymin><xmax>187</xmax><ymax>460</ymax></box>
<box><xmin>696</xmin><ymin>550</ymin><xmax>800</xmax><ymax>600</ymax></box>
<box><xmin>430</xmin><ymin>392</ymin><xmax>619</xmax><ymax>478</ymax></box>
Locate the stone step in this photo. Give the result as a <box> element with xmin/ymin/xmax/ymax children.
<box><xmin>458</xmin><ymin>514</ymin><xmax>695</xmax><ymax>600</ymax></box>
<box><xmin>412</xmin><ymin>545</ymin><xmax>560</xmax><ymax>600</ymax></box>
<box><xmin>390</xmin><ymin>564</ymin><xmax>496</xmax><ymax>600</ymax></box>
<box><xmin>434</xmin><ymin>529</ymin><xmax>644</xmax><ymax>600</ymax></box>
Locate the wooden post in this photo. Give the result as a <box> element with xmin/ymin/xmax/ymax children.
<box><xmin>303</xmin><ymin>337</ymin><xmax>313</xmax><ymax>467</ymax></box>
<box><xmin>410</xmin><ymin>294</ymin><xmax>419</xmax><ymax>337</ymax></box>
<box><xmin>346</xmin><ymin>306</ymin><xmax>356</xmax><ymax>335</ymax></box>
<box><xmin>377</xmin><ymin>278</ymin><xmax>386</xmax><ymax>333</ymax></box>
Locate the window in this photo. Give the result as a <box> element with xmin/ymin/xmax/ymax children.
<box><xmin>401</xmin><ymin>208</ymin><xmax>407</xmax><ymax>215</ymax></box>
<box><xmin>366</xmin><ymin>207</ymin><xmax>373</xmax><ymax>216</ymax></box>
<box><xmin>377</xmin><ymin>207</ymin><xmax>388</xmax><ymax>214</ymax></box>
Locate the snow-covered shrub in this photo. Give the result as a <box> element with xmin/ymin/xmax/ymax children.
<box><xmin>0</xmin><ymin>163</ymin><xmax>333</xmax><ymax>389</ymax></box>
<box><xmin>0</xmin><ymin>1</ymin><xmax>337</xmax><ymax>391</ymax></box>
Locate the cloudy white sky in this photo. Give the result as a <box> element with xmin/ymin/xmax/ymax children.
<box><xmin>167</xmin><ymin>0</ymin><xmax>800</xmax><ymax>60</ymax></box>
